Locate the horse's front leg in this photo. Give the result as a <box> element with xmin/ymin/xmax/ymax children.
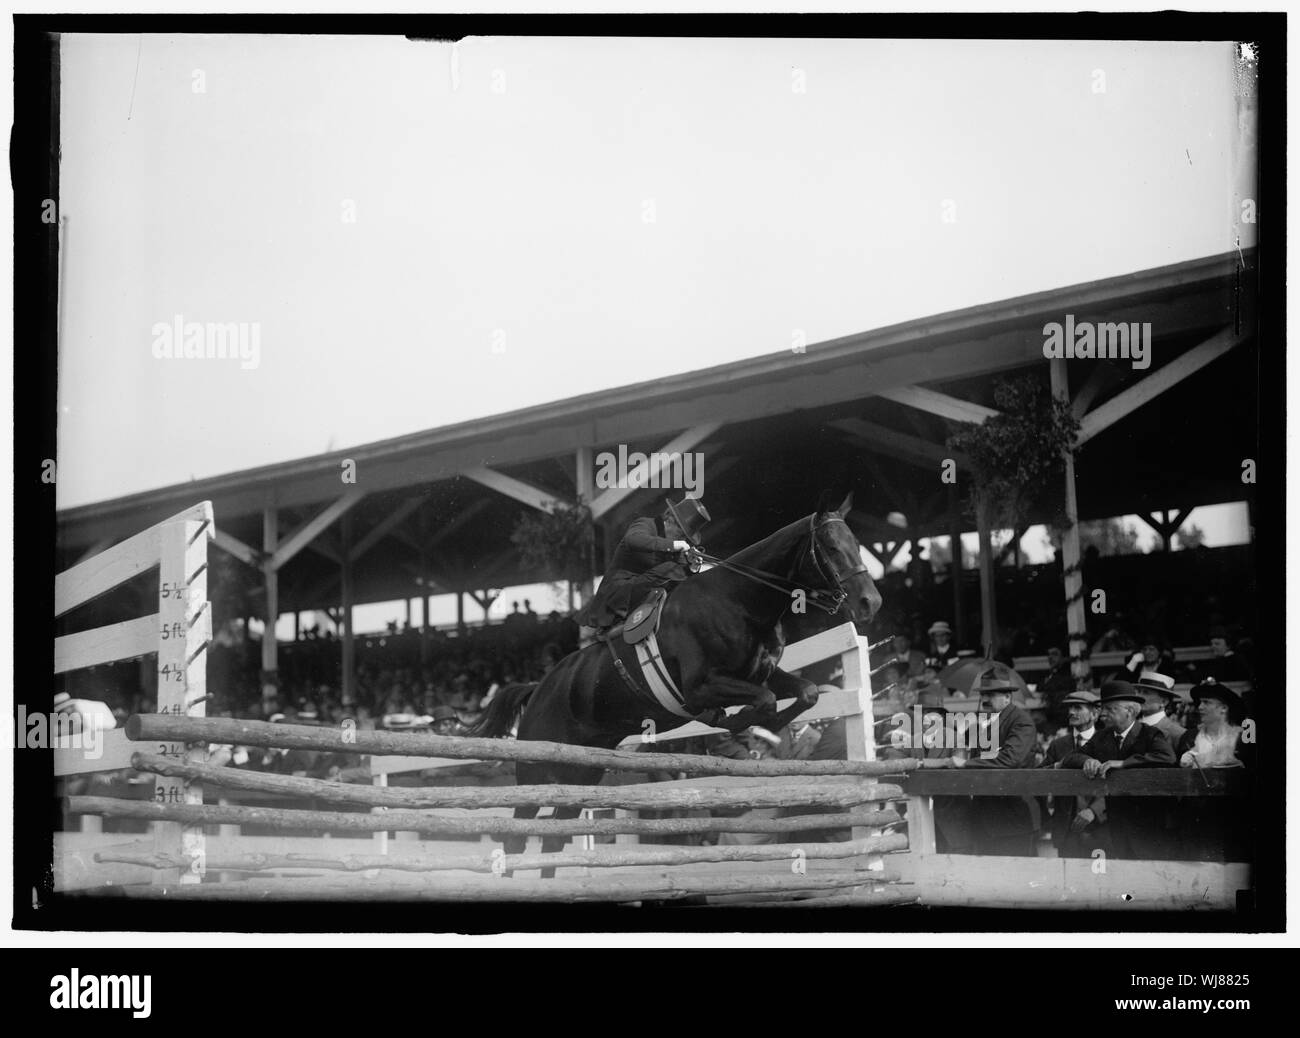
<box><xmin>684</xmin><ymin>673</ymin><xmax>781</xmax><ymax>732</ymax></box>
<box><xmin>764</xmin><ymin>667</ymin><xmax>822</xmax><ymax>730</ymax></box>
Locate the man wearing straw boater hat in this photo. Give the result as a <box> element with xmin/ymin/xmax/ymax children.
<box><xmin>1135</xmin><ymin>670</ymin><xmax>1187</xmax><ymax>749</ymax></box>
<box><xmin>1060</xmin><ymin>679</ymin><xmax>1176</xmax><ymax>859</ymax></box>
<box><xmin>575</xmin><ymin>495</ymin><xmax>710</xmax><ymax>635</ymax></box>
<box><xmin>926</xmin><ymin>620</ymin><xmax>960</xmax><ymax>668</ymax></box>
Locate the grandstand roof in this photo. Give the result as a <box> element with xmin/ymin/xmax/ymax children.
<box><xmin>57</xmin><ymin>247</ymin><xmax>1256</xmax><ymax>612</ymax></box>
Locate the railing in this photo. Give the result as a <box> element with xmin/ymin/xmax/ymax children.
<box><xmin>892</xmin><ymin>767</ymin><xmax>1251</xmax><ymax>910</ymax></box>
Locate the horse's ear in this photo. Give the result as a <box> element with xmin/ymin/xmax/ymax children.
<box><xmin>836</xmin><ymin>491</ymin><xmax>854</xmax><ymax>517</ymax></box>
<box><xmin>815</xmin><ymin>489</ymin><xmax>840</xmax><ymax>516</ymax></box>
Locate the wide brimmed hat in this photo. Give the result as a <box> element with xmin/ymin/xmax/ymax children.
<box><xmin>1062</xmin><ymin>690</ymin><xmax>1101</xmax><ymax>707</ymax></box>
<box><xmin>927</xmin><ymin>621</ymin><xmax>952</xmax><ymax>637</ymax></box>
<box><xmin>1190</xmin><ymin>678</ymin><xmax>1245</xmax><ymax>716</ymax></box>
<box><xmin>1098</xmin><ymin>679</ymin><xmax>1145</xmax><ymax>705</ymax></box>
<box><xmin>665</xmin><ymin>496</ymin><xmax>711</xmax><ymax>539</ymax></box>
<box><xmin>940</xmin><ymin>658</ymin><xmax>1028</xmax><ymax>697</ymax></box>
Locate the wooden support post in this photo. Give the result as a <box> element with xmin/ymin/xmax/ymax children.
<box><xmin>975</xmin><ymin>499</ymin><xmax>998</xmax><ymax>656</ymax></box>
<box><xmin>575</xmin><ymin>446</ymin><xmax>596</xmax><ymax>607</ymax></box>
<box><xmin>340</xmin><ymin>512</ymin><xmax>355</xmax><ymax>707</ymax></box>
<box><xmin>155</xmin><ymin>517</ymin><xmax>209</xmax><ymax>886</ymax></box>
<box><xmin>456</xmin><ymin>592</ymin><xmax>465</xmax><ymax>635</ymax></box>
<box><xmin>261</xmin><ymin>506</ymin><xmax>278</xmax><ymax>706</ymax></box>
<box><xmin>1051</xmin><ymin>358</ymin><xmax>1090</xmax><ymax>688</ymax></box>
<box><xmin>948</xmin><ymin>484</ymin><xmax>966</xmax><ymax>649</ymax></box>
<box><xmin>907</xmin><ymin>794</ymin><xmax>937</xmax><ymax>856</ymax></box>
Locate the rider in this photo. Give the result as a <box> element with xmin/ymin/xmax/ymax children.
<box><xmin>576</xmin><ymin>496</ymin><xmax>711</xmax><ymax>636</ymax></box>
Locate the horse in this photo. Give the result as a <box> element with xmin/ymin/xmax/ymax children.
<box><xmin>470</xmin><ymin>492</ymin><xmax>881</xmax><ymax>864</ymax></box>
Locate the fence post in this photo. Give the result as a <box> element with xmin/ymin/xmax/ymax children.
<box><xmin>154</xmin><ymin>517</ymin><xmax>210</xmax><ymax>886</ymax></box>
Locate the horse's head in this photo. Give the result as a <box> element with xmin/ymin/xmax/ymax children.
<box><xmin>807</xmin><ymin>491</ymin><xmax>882</xmax><ymax>624</ymax></box>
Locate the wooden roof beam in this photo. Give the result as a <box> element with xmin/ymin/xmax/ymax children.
<box><xmin>270</xmin><ymin>488</ymin><xmax>366</xmax><ymax>571</ymax></box>
<box><xmin>588</xmin><ymin>422</ymin><xmax>722</xmax><ymax>520</ymax></box>
<box><xmin>876</xmin><ymin>385</ymin><xmax>999</xmax><ymax>425</ymax></box>
<box><xmin>829</xmin><ymin>418</ymin><xmax>968</xmax><ymax>471</ymax></box>
<box><xmin>1077</xmin><ymin>326</ymin><xmax>1245</xmax><ymax>445</ymax></box>
<box><xmin>462</xmin><ymin>466</ymin><xmax>566</xmax><ymax>513</ymax></box>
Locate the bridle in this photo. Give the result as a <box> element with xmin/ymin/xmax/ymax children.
<box><xmin>694</xmin><ymin>515</ymin><xmax>869</xmax><ymax>616</ymax></box>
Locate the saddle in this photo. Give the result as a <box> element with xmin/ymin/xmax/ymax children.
<box><xmin>614</xmin><ymin>587</ymin><xmax>667</xmax><ymax>645</ymax></box>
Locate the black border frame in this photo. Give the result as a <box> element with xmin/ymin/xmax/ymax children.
<box><xmin>13</xmin><ymin>11</ymin><xmax>1286</xmax><ymax>936</ymax></box>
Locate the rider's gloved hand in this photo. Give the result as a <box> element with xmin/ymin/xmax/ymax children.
<box><xmin>672</xmin><ymin>540</ymin><xmax>691</xmax><ymax>552</ymax></box>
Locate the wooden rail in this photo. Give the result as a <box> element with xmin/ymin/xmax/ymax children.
<box><xmin>93</xmin><ymin>833</ymin><xmax>909</xmax><ymax>875</ymax></box>
<box><xmin>125</xmin><ymin>714</ymin><xmax>918</xmax><ymax>778</ymax></box>
<box><xmin>131</xmin><ymin>753</ymin><xmax>896</xmax><ymax>810</ymax></box>
<box><xmin>69</xmin><ymin>796</ymin><xmax>901</xmax><ymax>838</ymax></box>
<box><xmin>900</xmin><ymin>767</ymin><xmax>1248</xmax><ymax>797</ymax></box>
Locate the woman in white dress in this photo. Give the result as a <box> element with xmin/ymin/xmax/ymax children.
<box><xmin>1178</xmin><ymin>679</ymin><xmax>1248</xmax><ymax>768</ymax></box>
<box><xmin>1175</xmin><ymin>678</ymin><xmax>1252</xmax><ymax>862</ymax></box>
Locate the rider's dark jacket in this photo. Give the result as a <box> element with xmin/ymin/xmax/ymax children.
<box><xmin>576</xmin><ymin>517</ymin><xmax>688</xmax><ymax>630</ymax></box>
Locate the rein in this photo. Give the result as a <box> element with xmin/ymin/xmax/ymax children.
<box><xmin>694</xmin><ymin>516</ymin><xmax>867</xmax><ymax>615</ymax></box>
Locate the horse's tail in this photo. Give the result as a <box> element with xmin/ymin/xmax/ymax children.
<box><xmin>467</xmin><ymin>682</ymin><xmax>538</xmax><ymax>739</ymax></box>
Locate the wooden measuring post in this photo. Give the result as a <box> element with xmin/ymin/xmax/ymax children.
<box><xmin>154</xmin><ymin>516</ymin><xmax>211</xmax><ymax>885</ymax></box>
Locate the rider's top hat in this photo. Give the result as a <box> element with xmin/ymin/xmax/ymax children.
<box><xmin>665</xmin><ymin>496</ymin><xmax>711</xmax><ymax>539</ymax></box>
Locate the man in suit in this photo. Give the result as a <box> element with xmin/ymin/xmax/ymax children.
<box><xmin>882</xmin><ymin>687</ymin><xmax>956</xmax><ymax>762</ymax></box>
<box><xmin>947</xmin><ymin>670</ymin><xmax>1040</xmax><ymax>856</ymax></box>
<box><xmin>1039</xmin><ymin>690</ymin><xmax>1106</xmax><ymax>857</ymax></box>
<box><xmin>926</xmin><ymin>621</ymin><xmax>961</xmax><ymax>669</ymax></box>
<box><xmin>1060</xmin><ymin>679</ymin><xmax>1176</xmax><ymax>858</ymax></box>
<box><xmin>883</xmin><ymin>688</ymin><xmax>971</xmax><ymax>854</ymax></box>
<box><xmin>575</xmin><ymin>496</ymin><xmax>710</xmax><ymax>634</ymax></box>
<box><xmin>878</xmin><ymin>629</ymin><xmax>927</xmax><ymax>683</ymax></box>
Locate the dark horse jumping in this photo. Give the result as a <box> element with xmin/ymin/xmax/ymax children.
<box><xmin>470</xmin><ymin>492</ymin><xmax>881</xmax><ymax>862</ymax></box>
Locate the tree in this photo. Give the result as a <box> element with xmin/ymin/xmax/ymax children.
<box><xmin>1174</xmin><ymin>523</ymin><xmax>1207</xmax><ymax>550</ymax></box>
<box><xmin>510</xmin><ymin>501</ymin><xmax>594</xmax><ymax>585</ymax></box>
<box><xmin>946</xmin><ymin>375</ymin><xmax>1080</xmax><ymax>651</ymax></box>
<box><xmin>947</xmin><ymin>375</ymin><xmax>1081</xmax><ymax>532</ymax></box>
<box><xmin>1041</xmin><ymin>517</ymin><xmax>1144</xmax><ymax>558</ymax></box>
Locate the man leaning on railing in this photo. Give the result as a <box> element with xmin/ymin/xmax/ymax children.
<box><xmin>1059</xmin><ymin>679</ymin><xmax>1175</xmax><ymax>859</ymax></box>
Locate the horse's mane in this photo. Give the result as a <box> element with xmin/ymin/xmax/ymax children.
<box><xmin>718</xmin><ymin>513</ymin><xmax>815</xmax><ymax>570</ymax></box>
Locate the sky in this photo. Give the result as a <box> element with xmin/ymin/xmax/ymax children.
<box><xmin>57</xmin><ymin>36</ymin><xmax>1256</xmax><ymax>510</ymax></box>
<box><xmin>54</xmin><ymin>36</ymin><xmax>1256</xmax><ymax>633</ymax></box>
